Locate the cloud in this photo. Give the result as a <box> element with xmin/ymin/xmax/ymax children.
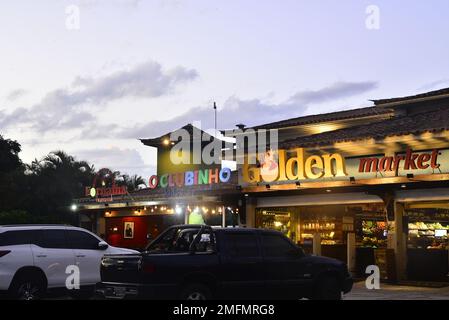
<box><xmin>74</xmin><ymin>147</ymin><xmax>155</xmax><ymax>177</ymax></box>
<box><xmin>120</xmin><ymin>81</ymin><xmax>378</xmax><ymax>139</ymax></box>
<box><xmin>288</xmin><ymin>81</ymin><xmax>378</xmax><ymax>105</ymax></box>
<box><xmin>0</xmin><ymin>60</ymin><xmax>198</xmax><ymax>133</ymax></box>
<box><xmin>5</xmin><ymin>89</ymin><xmax>28</xmax><ymax>101</ymax></box>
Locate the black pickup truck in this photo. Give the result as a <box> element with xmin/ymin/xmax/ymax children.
<box><xmin>99</xmin><ymin>225</ymin><xmax>353</xmax><ymax>300</ymax></box>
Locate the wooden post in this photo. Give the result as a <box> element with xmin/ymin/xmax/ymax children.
<box><xmin>393</xmin><ymin>202</ymin><xmax>407</xmax><ymax>281</ymax></box>
<box><xmin>313</xmin><ymin>233</ymin><xmax>321</xmax><ymax>256</ymax></box>
<box><xmin>347</xmin><ymin>232</ymin><xmax>356</xmax><ymax>273</ymax></box>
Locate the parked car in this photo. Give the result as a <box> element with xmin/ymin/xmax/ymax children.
<box><xmin>0</xmin><ymin>224</ymin><xmax>138</xmax><ymax>300</ymax></box>
<box><xmin>99</xmin><ymin>225</ymin><xmax>353</xmax><ymax>300</ymax></box>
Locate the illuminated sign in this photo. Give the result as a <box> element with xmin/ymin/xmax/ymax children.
<box><xmin>148</xmin><ymin>167</ymin><xmax>232</xmax><ymax>189</ymax></box>
<box><xmin>358</xmin><ymin>149</ymin><xmax>440</xmax><ymax>173</ymax></box>
<box><xmin>85</xmin><ymin>168</ymin><xmax>128</xmax><ymax>199</ymax></box>
<box><xmin>243</xmin><ymin>148</ymin><xmax>347</xmax><ymax>183</ymax></box>
<box><xmin>85</xmin><ymin>186</ymin><xmax>128</xmax><ymax>198</ymax></box>
<box><xmin>240</xmin><ymin>148</ymin><xmax>447</xmax><ymax>186</ymax></box>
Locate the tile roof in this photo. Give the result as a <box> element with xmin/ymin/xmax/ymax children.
<box><xmin>248</xmin><ymin>106</ymin><xmax>393</xmax><ymax>130</ymax></box>
<box><xmin>372</xmin><ymin>87</ymin><xmax>449</xmax><ymax>106</ymax></box>
<box><xmin>281</xmin><ymin>108</ymin><xmax>449</xmax><ymax>148</ymax></box>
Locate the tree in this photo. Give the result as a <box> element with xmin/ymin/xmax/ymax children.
<box><xmin>117</xmin><ymin>174</ymin><xmax>147</xmax><ymax>192</ymax></box>
<box><xmin>0</xmin><ymin>136</ymin><xmax>24</xmax><ymax>212</ymax></box>
<box><xmin>23</xmin><ymin>150</ymin><xmax>96</xmax><ymax>223</ymax></box>
<box><xmin>0</xmin><ymin>135</ymin><xmax>22</xmax><ymax>173</ymax></box>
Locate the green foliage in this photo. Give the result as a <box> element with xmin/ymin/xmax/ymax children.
<box><xmin>0</xmin><ymin>135</ymin><xmax>22</xmax><ymax>173</ymax></box>
<box><xmin>0</xmin><ymin>136</ymin><xmax>146</xmax><ymax>225</ymax></box>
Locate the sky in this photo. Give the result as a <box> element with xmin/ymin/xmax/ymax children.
<box><xmin>1</xmin><ymin>0</ymin><xmax>449</xmax><ymax>178</ymax></box>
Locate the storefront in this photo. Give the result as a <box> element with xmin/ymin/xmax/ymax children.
<box><xmin>75</xmin><ymin>125</ymin><xmax>243</xmax><ymax>250</ymax></box>
<box><xmin>237</xmin><ymin>88</ymin><xmax>449</xmax><ymax>282</ymax></box>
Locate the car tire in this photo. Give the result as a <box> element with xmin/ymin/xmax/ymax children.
<box><xmin>10</xmin><ymin>273</ymin><xmax>46</xmax><ymax>300</ymax></box>
<box><xmin>313</xmin><ymin>275</ymin><xmax>341</xmax><ymax>300</ymax></box>
<box><xmin>180</xmin><ymin>283</ymin><xmax>212</xmax><ymax>301</ymax></box>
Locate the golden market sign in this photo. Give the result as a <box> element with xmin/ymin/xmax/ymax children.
<box><xmin>243</xmin><ymin>148</ymin><xmax>347</xmax><ymax>183</ymax></box>
<box><xmin>241</xmin><ymin>148</ymin><xmax>446</xmax><ymax>185</ymax></box>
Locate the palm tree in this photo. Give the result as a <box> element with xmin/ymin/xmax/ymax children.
<box><xmin>117</xmin><ymin>174</ymin><xmax>147</xmax><ymax>192</ymax></box>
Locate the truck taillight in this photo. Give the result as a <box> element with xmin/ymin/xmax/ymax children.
<box><xmin>0</xmin><ymin>250</ymin><xmax>11</xmax><ymax>258</ymax></box>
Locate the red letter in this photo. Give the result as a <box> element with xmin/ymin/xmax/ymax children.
<box><xmin>431</xmin><ymin>150</ymin><xmax>440</xmax><ymax>169</ymax></box>
<box><xmin>148</xmin><ymin>175</ymin><xmax>158</xmax><ymax>189</ymax></box>
<box><xmin>417</xmin><ymin>154</ymin><xmax>431</xmax><ymax>169</ymax></box>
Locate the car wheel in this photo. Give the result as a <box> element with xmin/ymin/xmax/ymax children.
<box><xmin>10</xmin><ymin>275</ymin><xmax>45</xmax><ymax>300</ymax></box>
<box><xmin>180</xmin><ymin>284</ymin><xmax>212</xmax><ymax>301</ymax></box>
<box><xmin>313</xmin><ymin>275</ymin><xmax>341</xmax><ymax>300</ymax></box>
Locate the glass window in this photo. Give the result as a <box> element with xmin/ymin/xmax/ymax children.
<box><xmin>146</xmin><ymin>227</ymin><xmax>215</xmax><ymax>254</ymax></box>
<box><xmin>261</xmin><ymin>233</ymin><xmax>295</xmax><ymax>258</ymax></box>
<box><xmin>146</xmin><ymin>227</ymin><xmax>183</xmax><ymax>253</ymax></box>
<box><xmin>191</xmin><ymin>231</ymin><xmax>216</xmax><ymax>253</ymax></box>
<box><xmin>0</xmin><ymin>230</ymin><xmax>36</xmax><ymax>246</ymax></box>
<box><xmin>66</xmin><ymin>230</ymin><xmax>100</xmax><ymax>250</ymax></box>
<box><xmin>225</xmin><ymin>232</ymin><xmax>260</xmax><ymax>258</ymax></box>
<box><xmin>35</xmin><ymin>229</ymin><xmax>68</xmax><ymax>249</ymax></box>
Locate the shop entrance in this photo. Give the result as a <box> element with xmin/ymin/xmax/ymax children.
<box><xmin>255</xmin><ymin>203</ymin><xmax>388</xmax><ymax>276</ymax></box>
<box><xmin>405</xmin><ymin>202</ymin><xmax>449</xmax><ymax>281</ymax></box>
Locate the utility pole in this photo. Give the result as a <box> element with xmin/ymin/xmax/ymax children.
<box><xmin>213</xmin><ymin>101</ymin><xmax>217</xmax><ymax>138</ymax></box>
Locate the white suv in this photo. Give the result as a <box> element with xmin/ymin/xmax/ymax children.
<box><xmin>0</xmin><ymin>225</ymin><xmax>138</xmax><ymax>300</ymax></box>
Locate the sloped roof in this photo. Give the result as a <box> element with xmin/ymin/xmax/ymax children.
<box><xmin>372</xmin><ymin>87</ymin><xmax>449</xmax><ymax>106</ymax></box>
<box><xmin>247</xmin><ymin>106</ymin><xmax>393</xmax><ymax>130</ymax></box>
<box><xmin>281</xmin><ymin>108</ymin><xmax>449</xmax><ymax>148</ymax></box>
<box><xmin>140</xmin><ymin>124</ymin><xmax>221</xmax><ymax>148</ymax></box>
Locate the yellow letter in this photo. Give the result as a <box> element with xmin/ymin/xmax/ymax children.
<box><xmin>286</xmin><ymin>148</ymin><xmax>306</xmax><ymax>180</ymax></box>
<box><xmin>243</xmin><ymin>156</ymin><xmax>260</xmax><ymax>183</ymax></box>
<box><xmin>304</xmin><ymin>155</ymin><xmax>324</xmax><ymax>179</ymax></box>
<box><xmin>322</xmin><ymin>153</ymin><xmax>348</xmax><ymax>178</ymax></box>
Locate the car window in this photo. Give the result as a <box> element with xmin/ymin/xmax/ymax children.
<box><xmin>190</xmin><ymin>231</ymin><xmax>216</xmax><ymax>254</ymax></box>
<box><xmin>146</xmin><ymin>227</ymin><xmax>214</xmax><ymax>254</ymax></box>
<box><xmin>66</xmin><ymin>230</ymin><xmax>100</xmax><ymax>250</ymax></box>
<box><xmin>35</xmin><ymin>229</ymin><xmax>69</xmax><ymax>249</ymax></box>
<box><xmin>0</xmin><ymin>230</ymin><xmax>36</xmax><ymax>246</ymax></box>
<box><xmin>261</xmin><ymin>233</ymin><xmax>295</xmax><ymax>258</ymax></box>
<box><xmin>225</xmin><ymin>232</ymin><xmax>260</xmax><ymax>258</ymax></box>
<box><xmin>146</xmin><ymin>227</ymin><xmax>182</xmax><ymax>253</ymax></box>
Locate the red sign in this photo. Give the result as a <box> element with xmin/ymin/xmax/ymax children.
<box><xmin>358</xmin><ymin>149</ymin><xmax>440</xmax><ymax>173</ymax></box>
<box><xmin>85</xmin><ymin>186</ymin><xmax>128</xmax><ymax>198</ymax></box>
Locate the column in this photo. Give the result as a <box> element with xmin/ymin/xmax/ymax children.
<box><xmin>184</xmin><ymin>208</ymin><xmax>189</xmax><ymax>224</ymax></box>
<box><xmin>393</xmin><ymin>201</ymin><xmax>407</xmax><ymax>281</ymax></box>
<box><xmin>313</xmin><ymin>233</ymin><xmax>321</xmax><ymax>256</ymax></box>
<box><xmin>222</xmin><ymin>205</ymin><xmax>226</xmax><ymax>228</ymax></box>
<box><xmin>245</xmin><ymin>197</ymin><xmax>256</xmax><ymax>228</ymax></box>
<box><xmin>347</xmin><ymin>232</ymin><xmax>356</xmax><ymax>273</ymax></box>
<box><xmin>97</xmin><ymin>216</ymin><xmax>106</xmax><ymax>238</ymax></box>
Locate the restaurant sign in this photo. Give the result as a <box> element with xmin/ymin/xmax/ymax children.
<box><xmin>148</xmin><ymin>167</ymin><xmax>232</xmax><ymax>189</ymax></box>
<box><xmin>241</xmin><ymin>148</ymin><xmax>447</xmax><ymax>185</ymax></box>
<box><xmin>85</xmin><ymin>168</ymin><xmax>128</xmax><ymax>201</ymax></box>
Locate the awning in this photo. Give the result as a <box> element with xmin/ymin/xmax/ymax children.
<box><xmin>395</xmin><ymin>188</ymin><xmax>449</xmax><ymax>202</ymax></box>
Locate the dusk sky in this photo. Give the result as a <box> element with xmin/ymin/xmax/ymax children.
<box><xmin>1</xmin><ymin>0</ymin><xmax>449</xmax><ymax>178</ymax></box>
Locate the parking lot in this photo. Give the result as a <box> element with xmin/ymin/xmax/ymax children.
<box><xmin>343</xmin><ymin>281</ymin><xmax>449</xmax><ymax>300</ymax></box>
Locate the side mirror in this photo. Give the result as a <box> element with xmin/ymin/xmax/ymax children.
<box><xmin>98</xmin><ymin>241</ymin><xmax>109</xmax><ymax>250</ymax></box>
